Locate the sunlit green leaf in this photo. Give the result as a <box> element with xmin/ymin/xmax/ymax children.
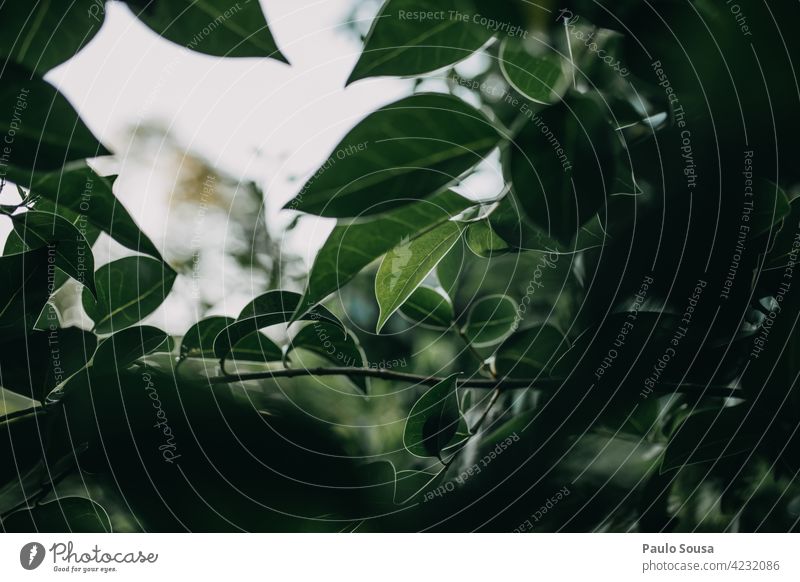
<box><xmin>375</xmin><ymin>221</ymin><xmax>462</xmax><ymax>332</ymax></box>
<box><xmin>295</xmin><ymin>190</ymin><xmax>472</xmax><ymax>319</ymax></box>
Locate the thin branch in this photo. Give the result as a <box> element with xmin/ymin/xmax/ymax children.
<box><xmin>208</xmin><ymin>366</ymin><xmax>743</xmax><ymax>398</ymax></box>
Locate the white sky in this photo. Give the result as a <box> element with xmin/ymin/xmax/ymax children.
<box><xmin>44</xmin><ymin>0</ymin><xmax>411</xmax><ymax>260</ymax></box>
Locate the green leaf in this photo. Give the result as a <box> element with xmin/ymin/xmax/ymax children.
<box><xmin>11</xmin><ymin>210</ymin><xmax>96</xmax><ymax>296</ymax></box>
<box><xmin>228</xmin><ymin>332</ymin><xmax>283</xmax><ymax>365</ymax></box>
<box><xmin>463</xmin><ymin>294</ymin><xmax>518</xmax><ymax>347</ymax></box>
<box><xmin>0</xmin><ymin>327</ymin><xmax>97</xmax><ymax>401</ymax></box>
<box><xmin>2</xmin><ymin>497</ymin><xmax>111</xmax><ymax>533</ymax></box>
<box><xmin>284</xmin><ymin>93</ymin><xmax>499</xmax><ymax>218</ymax></box>
<box><xmin>465</xmin><ymin>219</ymin><xmax>511</xmax><ymax>257</ymax></box>
<box><xmin>82</xmin><ymin>257</ymin><xmax>177</xmax><ymax>335</ymax></box>
<box><xmin>436</xmin><ymin>236</ymin><xmax>465</xmax><ymax>300</ymax></box>
<box><xmin>399</xmin><ymin>286</ymin><xmax>454</xmax><ymax>329</ymax></box>
<box><xmin>92</xmin><ymin>326</ymin><xmax>172</xmax><ymax>375</ymax></box>
<box><xmin>0</xmin><ymin>410</ymin><xmax>45</xmax><ymax>489</ymax></box>
<box><xmin>0</xmin><ymin>65</ymin><xmax>109</xmax><ymax>172</ymax></box>
<box><xmin>508</xmin><ymin>93</ymin><xmax>619</xmax><ymax>245</ymax></box>
<box><xmin>6</xmin><ymin>162</ymin><xmax>162</xmax><ymax>260</ymax></box>
<box><xmin>499</xmin><ymin>36</ymin><xmax>571</xmax><ymax>104</ymax></box>
<box><xmin>0</xmin><ymin>1</ymin><xmax>103</xmax><ymax>74</ymax></box>
<box><xmin>126</xmin><ymin>0</ymin><xmax>288</xmax><ymax>62</ymax></box>
<box><xmin>295</xmin><ymin>189</ymin><xmax>472</xmax><ymax>319</ymax></box>
<box><xmin>494</xmin><ymin>324</ymin><xmax>568</xmax><ymax>378</ymax></box>
<box><xmin>661</xmin><ymin>405</ymin><xmax>754</xmax><ymax>473</ymax></box>
<box><xmin>181</xmin><ymin>316</ymin><xmax>235</xmax><ymax>359</ymax></box>
<box><xmin>0</xmin><ymin>247</ymin><xmax>51</xmax><ymax>337</ymax></box>
<box><xmin>347</xmin><ymin>0</ymin><xmax>493</xmax><ymax>84</ymax></box>
<box><xmin>403</xmin><ymin>374</ymin><xmax>463</xmax><ymax>458</ymax></box>
<box><xmin>213</xmin><ymin>290</ymin><xmax>343</xmax><ymax>361</ymax></box>
<box><xmin>488</xmin><ymin>195</ymin><xmax>556</xmax><ymax>251</ymax></box>
<box><xmin>288</xmin><ymin>322</ymin><xmax>369</xmax><ymax>393</ymax></box>
<box><xmin>375</xmin><ymin>220</ymin><xmax>462</xmax><ymax>332</ymax></box>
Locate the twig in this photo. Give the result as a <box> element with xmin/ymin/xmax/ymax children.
<box><xmin>208</xmin><ymin>366</ymin><xmax>743</xmax><ymax>398</ymax></box>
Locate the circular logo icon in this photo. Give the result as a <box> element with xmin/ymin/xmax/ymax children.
<box><xmin>20</xmin><ymin>542</ymin><xmax>46</xmax><ymax>570</ymax></box>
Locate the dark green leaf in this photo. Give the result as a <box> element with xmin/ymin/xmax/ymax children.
<box><xmin>489</xmin><ymin>194</ymin><xmax>557</xmax><ymax>251</ymax></box>
<box><xmin>399</xmin><ymin>286</ymin><xmax>454</xmax><ymax>329</ymax></box>
<box><xmin>11</xmin><ymin>210</ymin><xmax>96</xmax><ymax>296</ymax></box>
<box><xmin>181</xmin><ymin>316</ymin><xmax>235</xmax><ymax>359</ymax></box>
<box><xmin>0</xmin><ymin>247</ymin><xmax>51</xmax><ymax>337</ymax></box>
<box><xmin>82</xmin><ymin>257</ymin><xmax>177</xmax><ymax>335</ymax></box>
<box><xmin>376</xmin><ymin>220</ymin><xmax>462</xmax><ymax>332</ymax></box>
<box><xmin>436</xmin><ymin>235</ymin><xmax>465</xmax><ymax>300</ymax></box>
<box><xmin>494</xmin><ymin>324</ymin><xmax>567</xmax><ymax>378</ymax></box>
<box><xmin>508</xmin><ymin>93</ymin><xmax>619</xmax><ymax>245</ymax></box>
<box><xmin>0</xmin><ymin>65</ymin><xmax>108</xmax><ymax>172</ymax></box>
<box><xmin>465</xmin><ymin>219</ymin><xmax>511</xmax><ymax>257</ymax></box>
<box><xmin>213</xmin><ymin>290</ymin><xmax>343</xmax><ymax>360</ymax></box>
<box><xmin>403</xmin><ymin>374</ymin><xmax>462</xmax><ymax>458</ymax></box>
<box><xmin>284</xmin><ymin>93</ymin><xmax>499</xmax><ymax>218</ymax></box>
<box><xmin>499</xmin><ymin>36</ymin><xmax>570</xmax><ymax>104</ymax></box>
<box><xmin>288</xmin><ymin>322</ymin><xmax>369</xmax><ymax>392</ymax></box>
<box><xmin>0</xmin><ymin>1</ymin><xmax>103</xmax><ymax>74</ymax></box>
<box><xmin>228</xmin><ymin>332</ymin><xmax>283</xmax><ymax>365</ymax></box>
<box><xmin>126</xmin><ymin>0</ymin><xmax>288</xmax><ymax>62</ymax></box>
<box><xmin>0</xmin><ymin>327</ymin><xmax>97</xmax><ymax>401</ymax></box>
<box><xmin>347</xmin><ymin>0</ymin><xmax>493</xmax><ymax>84</ymax></box>
<box><xmin>464</xmin><ymin>294</ymin><xmax>517</xmax><ymax>347</ymax></box>
<box><xmin>2</xmin><ymin>497</ymin><xmax>111</xmax><ymax>533</ymax></box>
<box><xmin>295</xmin><ymin>190</ymin><xmax>472</xmax><ymax>319</ymax></box>
<box><xmin>92</xmin><ymin>326</ymin><xmax>171</xmax><ymax>375</ymax></box>
<box><xmin>6</xmin><ymin>162</ymin><xmax>161</xmax><ymax>259</ymax></box>
<box><xmin>661</xmin><ymin>405</ymin><xmax>754</xmax><ymax>473</ymax></box>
